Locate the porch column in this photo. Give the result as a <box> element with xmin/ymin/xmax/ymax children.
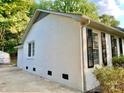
<box><xmin>117</xmin><ymin>38</ymin><xmax>120</xmax><ymax>56</ymax></box>
<box><xmin>122</xmin><ymin>39</ymin><xmax>124</xmax><ymax>55</ymax></box>
<box><xmin>106</xmin><ymin>34</ymin><xmax>112</xmax><ymax>66</ymax></box>
<box><xmin>82</xmin><ymin>27</ymin><xmax>88</xmax><ymax>69</ymax></box>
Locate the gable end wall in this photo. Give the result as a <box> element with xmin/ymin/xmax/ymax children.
<box><xmin>20</xmin><ymin>14</ymin><xmax>83</xmax><ymax>91</ymax></box>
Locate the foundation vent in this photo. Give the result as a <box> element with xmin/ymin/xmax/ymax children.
<box><xmin>48</xmin><ymin>70</ymin><xmax>52</xmax><ymax>76</ymax></box>
<box><xmin>62</xmin><ymin>74</ymin><xmax>69</xmax><ymax>80</ymax></box>
<box><xmin>26</xmin><ymin>66</ymin><xmax>28</xmax><ymax>70</ymax></box>
<box><xmin>33</xmin><ymin>67</ymin><xmax>36</xmax><ymax>71</ymax></box>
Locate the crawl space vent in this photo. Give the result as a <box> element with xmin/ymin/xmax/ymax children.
<box><xmin>62</xmin><ymin>74</ymin><xmax>69</xmax><ymax>80</ymax></box>
<box><xmin>26</xmin><ymin>66</ymin><xmax>28</xmax><ymax>70</ymax></box>
<box><xmin>33</xmin><ymin>67</ymin><xmax>36</xmax><ymax>71</ymax></box>
<box><xmin>48</xmin><ymin>70</ymin><xmax>52</xmax><ymax>76</ymax></box>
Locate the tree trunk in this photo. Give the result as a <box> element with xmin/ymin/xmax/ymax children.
<box><xmin>1</xmin><ymin>47</ymin><xmax>4</xmax><ymax>51</ymax></box>
<box><xmin>0</xmin><ymin>28</ymin><xmax>5</xmax><ymax>52</ymax></box>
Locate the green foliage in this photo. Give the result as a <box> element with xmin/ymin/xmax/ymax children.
<box><xmin>0</xmin><ymin>0</ymin><xmax>34</xmax><ymax>33</ymax></box>
<box><xmin>94</xmin><ymin>67</ymin><xmax>124</xmax><ymax>93</ymax></box>
<box><xmin>39</xmin><ymin>0</ymin><xmax>120</xmax><ymax>26</ymax></box>
<box><xmin>39</xmin><ymin>0</ymin><xmax>99</xmax><ymax>20</ymax></box>
<box><xmin>99</xmin><ymin>14</ymin><xmax>120</xmax><ymax>27</ymax></box>
<box><xmin>112</xmin><ymin>56</ymin><xmax>124</xmax><ymax>67</ymax></box>
<box><xmin>30</xmin><ymin>2</ymin><xmax>41</xmax><ymax>15</ymax></box>
<box><xmin>39</xmin><ymin>0</ymin><xmax>53</xmax><ymax>10</ymax></box>
<box><xmin>4</xmin><ymin>31</ymin><xmax>18</xmax><ymax>54</ymax></box>
<box><xmin>0</xmin><ymin>0</ymin><xmax>36</xmax><ymax>53</ymax></box>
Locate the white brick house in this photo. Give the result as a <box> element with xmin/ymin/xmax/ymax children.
<box><xmin>17</xmin><ymin>9</ymin><xmax>124</xmax><ymax>92</ymax></box>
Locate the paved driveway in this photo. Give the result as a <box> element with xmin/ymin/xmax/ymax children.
<box><xmin>0</xmin><ymin>66</ymin><xmax>81</xmax><ymax>93</ymax></box>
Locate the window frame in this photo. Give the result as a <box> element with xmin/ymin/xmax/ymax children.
<box><xmin>87</xmin><ymin>28</ymin><xmax>100</xmax><ymax>68</ymax></box>
<box><xmin>92</xmin><ymin>32</ymin><xmax>99</xmax><ymax>65</ymax></box>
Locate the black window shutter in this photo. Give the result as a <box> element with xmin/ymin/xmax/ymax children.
<box><xmin>101</xmin><ymin>32</ymin><xmax>107</xmax><ymax>66</ymax></box>
<box><xmin>28</xmin><ymin>43</ymin><xmax>31</xmax><ymax>57</ymax></box>
<box><xmin>87</xmin><ymin>28</ymin><xmax>94</xmax><ymax>68</ymax></box>
<box><xmin>119</xmin><ymin>38</ymin><xmax>123</xmax><ymax>55</ymax></box>
<box><xmin>111</xmin><ymin>36</ymin><xmax>118</xmax><ymax>57</ymax></box>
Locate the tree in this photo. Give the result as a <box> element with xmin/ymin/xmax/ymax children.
<box><xmin>99</xmin><ymin>15</ymin><xmax>120</xmax><ymax>27</ymax></box>
<box><xmin>0</xmin><ymin>0</ymin><xmax>35</xmax><ymax>53</ymax></box>
<box><xmin>0</xmin><ymin>18</ymin><xmax>12</xmax><ymax>51</ymax></box>
<box><xmin>39</xmin><ymin>0</ymin><xmax>53</xmax><ymax>10</ymax></box>
<box><xmin>29</xmin><ymin>2</ymin><xmax>41</xmax><ymax>16</ymax></box>
<box><xmin>39</xmin><ymin>0</ymin><xmax>99</xmax><ymax>20</ymax></box>
<box><xmin>39</xmin><ymin>0</ymin><xmax>120</xmax><ymax>26</ymax></box>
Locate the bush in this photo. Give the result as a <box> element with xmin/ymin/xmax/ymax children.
<box><xmin>112</xmin><ymin>56</ymin><xmax>124</xmax><ymax>67</ymax></box>
<box><xmin>94</xmin><ymin>67</ymin><xmax>124</xmax><ymax>93</ymax></box>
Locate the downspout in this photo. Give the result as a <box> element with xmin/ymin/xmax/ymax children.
<box><xmin>80</xmin><ymin>18</ymin><xmax>90</xmax><ymax>92</ymax></box>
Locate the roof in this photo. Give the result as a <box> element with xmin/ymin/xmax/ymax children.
<box><xmin>114</xmin><ymin>27</ymin><xmax>124</xmax><ymax>32</ymax></box>
<box><xmin>21</xmin><ymin>9</ymin><xmax>124</xmax><ymax>44</ymax></box>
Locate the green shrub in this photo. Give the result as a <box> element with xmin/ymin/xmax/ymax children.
<box><xmin>112</xmin><ymin>56</ymin><xmax>124</xmax><ymax>67</ymax></box>
<box><xmin>94</xmin><ymin>67</ymin><xmax>124</xmax><ymax>93</ymax></box>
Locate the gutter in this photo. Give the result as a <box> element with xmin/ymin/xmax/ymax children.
<box><xmin>80</xmin><ymin>18</ymin><xmax>90</xmax><ymax>92</ymax></box>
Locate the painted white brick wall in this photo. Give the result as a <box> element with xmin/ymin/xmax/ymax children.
<box><xmin>20</xmin><ymin>14</ymin><xmax>83</xmax><ymax>91</ymax></box>
<box><xmin>17</xmin><ymin>13</ymin><xmax>124</xmax><ymax>92</ymax></box>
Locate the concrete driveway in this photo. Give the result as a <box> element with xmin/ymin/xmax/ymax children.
<box><xmin>0</xmin><ymin>66</ymin><xmax>81</xmax><ymax>93</ymax></box>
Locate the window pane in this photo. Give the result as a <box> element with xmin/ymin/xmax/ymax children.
<box><xmin>32</xmin><ymin>42</ymin><xmax>35</xmax><ymax>56</ymax></box>
<box><xmin>88</xmin><ymin>48</ymin><xmax>94</xmax><ymax>67</ymax></box>
<box><xmin>101</xmin><ymin>32</ymin><xmax>107</xmax><ymax>66</ymax></box>
<box><xmin>28</xmin><ymin>41</ymin><xmax>35</xmax><ymax>57</ymax></box>
<box><xmin>28</xmin><ymin>43</ymin><xmax>31</xmax><ymax>57</ymax></box>
<box><xmin>119</xmin><ymin>38</ymin><xmax>123</xmax><ymax>55</ymax></box>
<box><xmin>93</xmin><ymin>33</ymin><xmax>99</xmax><ymax>65</ymax></box>
<box><xmin>111</xmin><ymin>36</ymin><xmax>118</xmax><ymax>57</ymax></box>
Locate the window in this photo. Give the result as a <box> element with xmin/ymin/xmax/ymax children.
<box><xmin>101</xmin><ymin>32</ymin><xmax>107</xmax><ymax>66</ymax></box>
<box><xmin>93</xmin><ymin>32</ymin><xmax>99</xmax><ymax>65</ymax></box>
<box><xmin>111</xmin><ymin>36</ymin><xmax>117</xmax><ymax>57</ymax></box>
<box><xmin>87</xmin><ymin>28</ymin><xmax>99</xmax><ymax>68</ymax></box>
<box><xmin>28</xmin><ymin>42</ymin><xmax>35</xmax><ymax>57</ymax></box>
<box><xmin>119</xmin><ymin>38</ymin><xmax>123</xmax><ymax>55</ymax></box>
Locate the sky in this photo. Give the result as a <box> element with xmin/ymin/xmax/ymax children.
<box><xmin>35</xmin><ymin>0</ymin><xmax>124</xmax><ymax>28</ymax></box>
<box><xmin>91</xmin><ymin>0</ymin><xmax>124</xmax><ymax>28</ymax></box>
